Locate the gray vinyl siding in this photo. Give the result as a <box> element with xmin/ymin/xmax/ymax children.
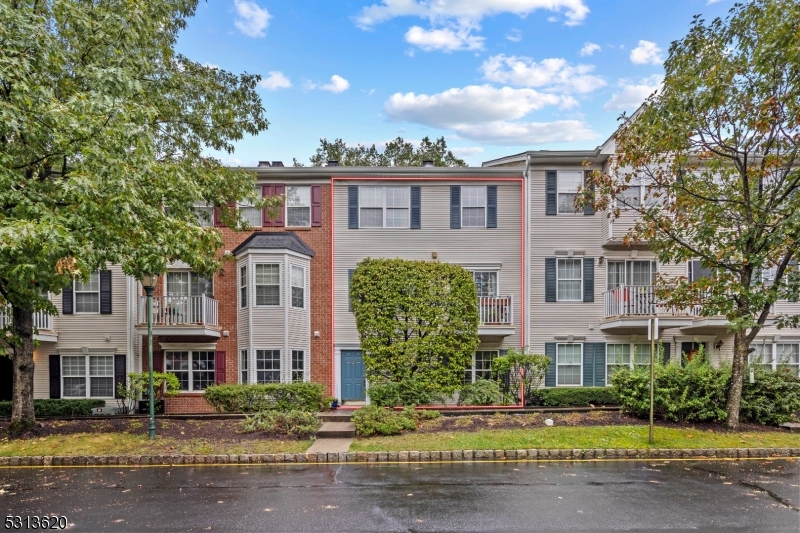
<box><xmin>334</xmin><ymin>179</ymin><xmax>523</xmax><ymax>349</ymax></box>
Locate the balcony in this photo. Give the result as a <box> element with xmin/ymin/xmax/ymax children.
<box><xmin>601</xmin><ymin>285</ymin><xmax>694</xmax><ymax>334</ymax></box>
<box><xmin>478</xmin><ymin>295</ymin><xmax>515</xmax><ymax>337</ymax></box>
<box><xmin>0</xmin><ymin>307</ymin><xmax>57</xmax><ymax>342</ymax></box>
<box><xmin>135</xmin><ymin>295</ymin><xmax>221</xmax><ymax>337</ymax></box>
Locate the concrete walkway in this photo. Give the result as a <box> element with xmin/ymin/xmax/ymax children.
<box><xmin>305</xmin><ymin>437</ymin><xmax>353</xmax><ymax>453</ymax></box>
<box><xmin>307</xmin><ymin>411</ymin><xmax>356</xmax><ymax>453</ymax></box>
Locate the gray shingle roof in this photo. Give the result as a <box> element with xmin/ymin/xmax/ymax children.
<box><xmin>232</xmin><ymin>232</ymin><xmax>315</xmax><ymax>257</ymax></box>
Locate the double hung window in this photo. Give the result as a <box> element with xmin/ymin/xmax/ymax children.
<box><xmin>291</xmin><ymin>266</ymin><xmax>305</xmax><ymax>308</ymax></box>
<box><xmin>165</xmin><ymin>351</ymin><xmax>215</xmax><ymax>391</ymax></box>
<box><xmin>291</xmin><ymin>350</ymin><xmax>305</xmax><ymax>382</ymax></box>
<box><xmin>239</xmin><ymin>265</ymin><xmax>248</xmax><ymax>308</ymax></box>
<box><xmin>74</xmin><ymin>272</ymin><xmax>100</xmax><ymax>313</ymax></box>
<box><xmin>749</xmin><ymin>342</ymin><xmax>800</xmax><ymax>375</ymax></box>
<box><xmin>471</xmin><ymin>271</ymin><xmax>498</xmax><ymax>297</ymax></box>
<box><xmin>606</xmin><ymin>344</ymin><xmax>631</xmax><ymax>378</ymax></box>
<box><xmin>256</xmin><ymin>349</ymin><xmax>281</xmax><ymax>383</ymax></box>
<box><xmin>240</xmin><ymin>350</ymin><xmax>248</xmax><ymax>384</ymax></box>
<box><xmin>286</xmin><ymin>186</ymin><xmax>312</xmax><ymax>227</ymax></box>
<box><xmin>607</xmin><ymin>260</ymin><xmax>657</xmax><ymax>290</ymax></box>
<box><xmin>557</xmin><ymin>259</ymin><xmax>583</xmax><ymax>301</ymax></box>
<box><xmin>462</xmin><ymin>186</ymin><xmax>486</xmax><ymax>227</ymax></box>
<box><xmin>255</xmin><ymin>264</ymin><xmax>280</xmax><ymax>306</ymax></box>
<box><xmin>464</xmin><ymin>350</ymin><xmax>497</xmax><ymax>383</ymax></box>
<box><xmin>239</xmin><ymin>187</ymin><xmax>263</xmax><ymax>227</ymax></box>
<box><xmin>61</xmin><ymin>355</ymin><xmax>114</xmax><ymax>398</ymax></box>
<box><xmin>557</xmin><ymin>172</ymin><xmax>583</xmax><ymax>214</ymax></box>
<box><xmin>556</xmin><ymin>344</ymin><xmax>582</xmax><ymax>386</ymax></box>
<box><xmin>194</xmin><ymin>206</ymin><xmax>214</xmax><ymax>227</ymax></box>
<box><xmin>359</xmin><ymin>187</ymin><xmax>410</xmax><ymax>228</ymax></box>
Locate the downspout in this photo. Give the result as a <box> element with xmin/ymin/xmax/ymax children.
<box><xmin>524</xmin><ymin>155</ymin><xmax>532</xmax><ymax>353</ymax></box>
<box><xmin>126</xmin><ymin>275</ymin><xmax>136</xmax><ymax>372</ymax></box>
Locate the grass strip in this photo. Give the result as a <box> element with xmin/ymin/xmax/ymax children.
<box><xmin>349</xmin><ymin>425</ymin><xmax>800</xmax><ymax>452</ymax></box>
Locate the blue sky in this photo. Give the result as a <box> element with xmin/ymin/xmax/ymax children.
<box><xmin>178</xmin><ymin>0</ymin><xmax>734</xmax><ymax>167</ymax></box>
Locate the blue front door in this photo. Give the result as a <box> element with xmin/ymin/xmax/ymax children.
<box><xmin>341</xmin><ymin>350</ymin><xmax>365</xmax><ymax>401</ymax></box>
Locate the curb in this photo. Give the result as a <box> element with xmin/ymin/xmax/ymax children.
<box><xmin>1</xmin><ymin>447</ymin><xmax>798</xmax><ymax>467</ymax></box>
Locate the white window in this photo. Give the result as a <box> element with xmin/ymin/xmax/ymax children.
<box><xmin>633</xmin><ymin>343</ymin><xmax>652</xmax><ymax>369</ymax></box>
<box><xmin>777</xmin><ymin>344</ymin><xmax>800</xmax><ymax>375</ymax></box>
<box><xmin>291</xmin><ymin>265</ymin><xmax>305</xmax><ymax>309</ymax></box>
<box><xmin>238</xmin><ymin>187</ymin><xmax>263</xmax><ymax>227</ymax></box>
<box><xmin>606</xmin><ymin>344</ymin><xmax>631</xmax><ymax>380</ymax></box>
<box><xmin>464</xmin><ymin>350</ymin><xmax>497</xmax><ymax>383</ymax></box>
<box><xmin>462</xmin><ymin>186</ymin><xmax>486</xmax><ymax>227</ymax></box>
<box><xmin>761</xmin><ymin>266</ymin><xmax>778</xmax><ymax>286</ymax></box>
<box><xmin>194</xmin><ymin>206</ymin><xmax>214</xmax><ymax>227</ymax></box>
<box><xmin>616</xmin><ymin>186</ymin><xmax>642</xmax><ymax>209</ymax></box>
<box><xmin>74</xmin><ymin>272</ymin><xmax>100</xmax><ymax>313</ymax></box>
<box><xmin>748</xmin><ymin>342</ymin><xmax>773</xmax><ymax>369</ymax></box>
<box><xmin>688</xmin><ymin>260</ymin><xmax>712</xmax><ymax>282</ymax></box>
<box><xmin>557</xmin><ymin>258</ymin><xmax>583</xmax><ymax>301</ymax></box>
<box><xmin>471</xmin><ymin>271</ymin><xmax>498</xmax><ymax>297</ymax></box>
<box><xmin>359</xmin><ymin>186</ymin><xmax>410</xmax><ymax>228</ymax></box>
<box><xmin>240</xmin><ymin>349</ymin><xmax>248</xmax><ymax>384</ymax></box>
<box><xmin>750</xmin><ymin>342</ymin><xmax>800</xmax><ymax>375</ymax></box>
<box><xmin>62</xmin><ymin>355</ymin><xmax>114</xmax><ymax>398</ymax></box>
<box><xmin>256</xmin><ymin>349</ymin><xmax>281</xmax><ymax>383</ymax></box>
<box><xmin>291</xmin><ymin>350</ymin><xmax>305</xmax><ymax>382</ymax></box>
<box><xmin>255</xmin><ymin>264</ymin><xmax>280</xmax><ymax>306</ymax></box>
<box><xmin>165</xmin><ymin>350</ymin><xmax>215</xmax><ymax>391</ymax></box>
<box><xmin>557</xmin><ymin>171</ymin><xmax>583</xmax><ymax>214</ymax></box>
<box><xmin>607</xmin><ymin>260</ymin><xmax>657</xmax><ymax>290</ymax></box>
<box><xmin>239</xmin><ymin>265</ymin><xmax>248</xmax><ymax>308</ymax></box>
<box><xmin>286</xmin><ymin>186</ymin><xmax>311</xmax><ymax>227</ymax></box>
<box><xmin>166</xmin><ymin>272</ymin><xmax>213</xmax><ymax>299</ymax></box>
<box><xmin>557</xmin><ymin>344</ymin><xmax>582</xmax><ymax>386</ymax></box>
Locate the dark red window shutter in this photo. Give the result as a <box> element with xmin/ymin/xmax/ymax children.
<box><xmin>215</xmin><ymin>351</ymin><xmax>227</xmax><ymax>385</ymax></box>
<box><xmin>152</xmin><ymin>350</ymin><xmax>164</xmax><ymax>373</ymax></box>
<box><xmin>262</xmin><ymin>185</ymin><xmax>274</xmax><ymax>227</ymax></box>
<box><xmin>213</xmin><ymin>207</ymin><xmax>223</xmax><ymax>227</ymax></box>
<box><xmin>273</xmin><ymin>184</ymin><xmax>285</xmax><ymax>227</ymax></box>
<box><xmin>311</xmin><ymin>185</ymin><xmax>322</xmax><ymax>227</ymax></box>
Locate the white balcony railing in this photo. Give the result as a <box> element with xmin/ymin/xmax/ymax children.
<box><xmin>479</xmin><ymin>295</ymin><xmax>513</xmax><ymax>325</ymax></box>
<box><xmin>603</xmin><ymin>285</ymin><xmax>702</xmax><ymax>318</ymax></box>
<box><xmin>138</xmin><ymin>295</ymin><xmax>219</xmax><ymax>328</ymax></box>
<box><xmin>0</xmin><ymin>307</ymin><xmax>53</xmax><ymax>332</ymax></box>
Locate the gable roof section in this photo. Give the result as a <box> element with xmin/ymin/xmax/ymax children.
<box><xmin>232</xmin><ymin>231</ymin><xmax>315</xmax><ymax>258</ymax></box>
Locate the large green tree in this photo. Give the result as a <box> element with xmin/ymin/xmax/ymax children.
<box><xmin>350</xmin><ymin>258</ymin><xmax>480</xmax><ymax>396</ymax></box>
<box><xmin>586</xmin><ymin>0</ymin><xmax>800</xmax><ymax>429</ymax></box>
<box><xmin>295</xmin><ymin>136</ymin><xmax>468</xmax><ymax>167</ymax></box>
<box><xmin>0</xmin><ymin>0</ymin><xmax>279</xmax><ymax>429</ymax></box>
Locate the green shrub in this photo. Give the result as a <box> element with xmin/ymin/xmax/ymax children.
<box><xmin>492</xmin><ymin>349</ymin><xmax>550</xmax><ymax>405</ymax></box>
<box><xmin>242</xmin><ymin>410</ymin><xmax>321</xmax><ymax>438</ymax></box>
<box><xmin>457</xmin><ymin>379</ymin><xmax>501</xmax><ymax>406</ymax></box>
<box><xmin>0</xmin><ymin>399</ymin><xmax>105</xmax><ymax>417</ymax></box>
<box><xmin>367</xmin><ymin>378</ymin><xmax>443</xmax><ymax>408</ymax></box>
<box><xmin>127</xmin><ymin>372</ymin><xmax>181</xmax><ymax>401</ymax></box>
<box><xmin>535</xmin><ymin>387</ymin><xmax>620</xmax><ymax>407</ymax></box>
<box><xmin>352</xmin><ymin>405</ymin><xmax>418</xmax><ymax>437</ymax></box>
<box><xmin>203</xmin><ymin>383</ymin><xmax>326</xmax><ymax>413</ymax></box>
<box><xmin>740</xmin><ymin>366</ymin><xmax>800</xmax><ymax>425</ymax></box>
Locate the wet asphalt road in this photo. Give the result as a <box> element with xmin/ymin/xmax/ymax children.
<box><xmin>0</xmin><ymin>459</ymin><xmax>798</xmax><ymax>532</ymax></box>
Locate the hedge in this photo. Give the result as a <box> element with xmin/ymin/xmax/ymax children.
<box><xmin>0</xmin><ymin>399</ymin><xmax>105</xmax><ymax>417</ymax></box>
<box><xmin>203</xmin><ymin>383</ymin><xmax>326</xmax><ymax>413</ymax></box>
<box><xmin>534</xmin><ymin>387</ymin><xmax>620</xmax><ymax>407</ymax></box>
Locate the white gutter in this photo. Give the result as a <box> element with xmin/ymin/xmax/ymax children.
<box><xmin>524</xmin><ymin>154</ymin><xmax>532</xmax><ymax>352</ymax></box>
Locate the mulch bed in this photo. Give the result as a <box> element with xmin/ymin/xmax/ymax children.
<box><xmin>416</xmin><ymin>410</ymin><xmax>783</xmax><ymax>434</ymax></box>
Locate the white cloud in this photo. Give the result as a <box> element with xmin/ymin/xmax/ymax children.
<box><xmin>233</xmin><ymin>0</ymin><xmax>272</xmax><ymax>38</ymax></box>
<box><xmin>480</xmin><ymin>54</ymin><xmax>605</xmax><ymax>94</ymax></box>
<box><xmin>630</xmin><ymin>40</ymin><xmax>663</xmax><ymax>65</ymax></box>
<box><xmin>355</xmin><ymin>0</ymin><xmax>590</xmax><ymax>28</ymax></box>
<box><xmin>258</xmin><ymin>71</ymin><xmax>291</xmax><ymax>90</ymax></box>
<box><xmin>506</xmin><ymin>28</ymin><xmax>522</xmax><ymax>42</ymax></box>
<box><xmin>385</xmin><ymin>85</ymin><xmax>573</xmax><ymax>127</ymax></box>
<box><xmin>405</xmin><ymin>25</ymin><xmax>484</xmax><ymax>52</ymax></box>
<box><xmin>450</xmin><ymin>146</ymin><xmax>485</xmax><ymax>157</ymax></box>
<box><xmin>579</xmin><ymin>42</ymin><xmax>600</xmax><ymax>56</ymax></box>
<box><xmin>203</xmin><ymin>62</ymin><xmax>220</xmax><ymax>69</ymax></box>
<box><xmin>707</xmin><ymin>0</ymin><xmax>722</xmax><ymax>3</ymax></box>
<box><xmin>320</xmin><ymin>75</ymin><xmax>350</xmax><ymax>93</ymax></box>
<box><xmin>603</xmin><ymin>75</ymin><xmax>663</xmax><ymax>111</ymax></box>
<box><xmin>455</xmin><ymin>120</ymin><xmax>598</xmax><ymax>145</ymax></box>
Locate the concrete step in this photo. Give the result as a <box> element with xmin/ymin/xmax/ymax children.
<box><xmin>318</xmin><ymin>421</ymin><xmax>356</xmax><ymax>438</ymax></box>
<box><xmin>318</xmin><ymin>411</ymin><xmax>354</xmax><ymax>422</ymax></box>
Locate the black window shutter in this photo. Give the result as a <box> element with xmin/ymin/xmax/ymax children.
<box><xmin>593</xmin><ymin>343</ymin><xmax>606</xmax><ymax>387</ymax></box>
<box><xmin>545</xmin><ymin>258</ymin><xmax>557</xmax><ymax>302</ymax></box>
<box><xmin>450</xmin><ymin>186</ymin><xmax>461</xmax><ymax>229</ymax></box>
<box><xmin>62</xmin><ymin>283</ymin><xmax>73</xmax><ymax>315</ymax></box>
<box><xmin>410</xmin><ymin>186</ymin><xmax>421</xmax><ymax>229</ymax></box>
<box><xmin>348</xmin><ymin>186</ymin><xmax>359</xmax><ymax>229</ymax></box>
<box><xmin>486</xmin><ymin>185</ymin><xmax>498</xmax><ymax>228</ymax></box>
<box><xmin>114</xmin><ymin>354</ymin><xmax>126</xmax><ymax>399</ymax></box>
<box><xmin>583</xmin><ymin>170</ymin><xmax>595</xmax><ymax>215</ymax></box>
<box><xmin>544</xmin><ymin>343</ymin><xmax>556</xmax><ymax>387</ymax></box>
<box><xmin>100</xmin><ymin>270</ymin><xmax>112</xmax><ymax>314</ymax></box>
<box><xmin>348</xmin><ymin>269</ymin><xmax>355</xmax><ymax>312</ymax></box>
<box><xmin>545</xmin><ymin>171</ymin><xmax>557</xmax><ymax>215</ymax></box>
<box><xmin>583</xmin><ymin>258</ymin><xmax>594</xmax><ymax>302</ymax></box>
<box><xmin>583</xmin><ymin>344</ymin><xmax>595</xmax><ymax>387</ymax></box>
<box><xmin>49</xmin><ymin>354</ymin><xmax>61</xmax><ymax>399</ymax></box>
<box><xmin>661</xmin><ymin>342</ymin><xmax>671</xmax><ymax>365</ymax></box>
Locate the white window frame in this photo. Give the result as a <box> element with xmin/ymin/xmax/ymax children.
<box><xmin>291</xmin><ymin>265</ymin><xmax>305</xmax><ymax>309</ymax></box>
<box><xmin>616</xmin><ymin>182</ymin><xmax>662</xmax><ymax>210</ymax></box>
<box><xmin>557</xmin><ymin>171</ymin><xmax>583</xmax><ymax>215</ymax></box>
<box><xmin>164</xmin><ymin>271</ymin><xmax>213</xmax><ymax>299</ymax></box>
<box><xmin>358</xmin><ymin>186</ymin><xmax>410</xmax><ymax>228</ymax></box>
<box><xmin>61</xmin><ymin>355</ymin><xmax>115</xmax><ymax>399</ymax></box>
<box><xmin>606</xmin><ymin>260</ymin><xmax>657</xmax><ymax>290</ymax></box>
<box><xmin>606</xmin><ymin>342</ymin><xmax>662</xmax><ymax>383</ymax></box>
<box><xmin>461</xmin><ymin>186</ymin><xmax>486</xmax><ymax>228</ymax></box>
<box><xmin>286</xmin><ymin>186</ymin><xmax>312</xmax><ymax>228</ymax></box>
<box><xmin>291</xmin><ymin>349</ymin><xmax>306</xmax><ymax>383</ymax></box>
<box><xmin>255</xmin><ymin>348</ymin><xmax>282</xmax><ymax>383</ymax></box>
<box><xmin>240</xmin><ymin>349</ymin><xmax>248</xmax><ymax>384</ymax></box>
<box><xmin>238</xmin><ymin>187</ymin><xmax>263</xmax><ymax>228</ymax></box>
<box><xmin>194</xmin><ymin>205</ymin><xmax>214</xmax><ymax>227</ymax></box>
<box><xmin>74</xmin><ymin>272</ymin><xmax>100</xmax><ymax>314</ymax></box>
<box><xmin>749</xmin><ymin>341</ymin><xmax>800</xmax><ymax>375</ymax></box>
<box><xmin>239</xmin><ymin>264</ymin><xmax>248</xmax><ymax>308</ymax></box>
<box><xmin>464</xmin><ymin>350</ymin><xmax>498</xmax><ymax>383</ymax></box>
<box><xmin>556</xmin><ymin>343</ymin><xmax>583</xmax><ymax>387</ymax></box>
<box><xmin>470</xmin><ymin>270</ymin><xmax>499</xmax><ymax>298</ymax></box>
<box><xmin>254</xmin><ymin>263</ymin><xmax>281</xmax><ymax>307</ymax></box>
<box><xmin>556</xmin><ymin>258</ymin><xmax>583</xmax><ymax>302</ymax></box>
<box><xmin>165</xmin><ymin>350</ymin><xmax>216</xmax><ymax>392</ymax></box>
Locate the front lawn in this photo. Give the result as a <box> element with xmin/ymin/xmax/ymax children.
<box><xmin>349</xmin><ymin>425</ymin><xmax>800</xmax><ymax>452</ymax></box>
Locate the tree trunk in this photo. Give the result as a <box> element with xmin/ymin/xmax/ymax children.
<box><xmin>725</xmin><ymin>331</ymin><xmax>748</xmax><ymax>430</ymax></box>
<box><xmin>10</xmin><ymin>305</ymin><xmax>36</xmax><ymax>431</ymax></box>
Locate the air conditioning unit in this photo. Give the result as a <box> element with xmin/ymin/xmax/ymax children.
<box><xmin>92</xmin><ymin>406</ymin><xmax>119</xmax><ymax>416</ymax></box>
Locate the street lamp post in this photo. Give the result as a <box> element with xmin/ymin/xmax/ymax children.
<box><xmin>141</xmin><ymin>273</ymin><xmax>159</xmax><ymax>440</ymax></box>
